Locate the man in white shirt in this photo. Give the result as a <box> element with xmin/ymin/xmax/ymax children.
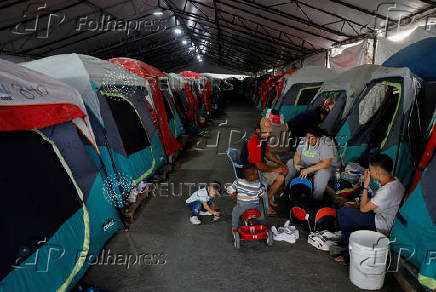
<box><xmin>335</xmin><ymin>154</ymin><xmax>405</xmax><ymax>262</ymax></box>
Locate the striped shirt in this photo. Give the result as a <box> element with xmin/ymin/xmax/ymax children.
<box><xmin>227</xmin><ymin>178</ymin><xmax>266</xmax><ymax>205</ymax></box>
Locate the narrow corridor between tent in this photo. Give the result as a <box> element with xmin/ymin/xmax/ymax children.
<box><xmin>79</xmin><ymin>98</ymin><xmax>400</xmax><ymax>292</ymax></box>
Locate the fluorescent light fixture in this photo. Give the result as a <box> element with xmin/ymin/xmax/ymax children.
<box><xmin>182</xmin><ymin>39</ymin><xmax>187</xmax><ymax>45</ymax></box>
<box><xmin>174</xmin><ymin>28</ymin><xmax>182</xmax><ymax>35</ymax></box>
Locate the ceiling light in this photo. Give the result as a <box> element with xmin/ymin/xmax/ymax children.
<box><xmin>387</xmin><ymin>28</ymin><xmax>416</xmax><ymax>42</ymax></box>
<box><xmin>182</xmin><ymin>39</ymin><xmax>187</xmax><ymax>45</ymax></box>
<box><xmin>174</xmin><ymin>28</ymin><xmax>182</xmax><ymax>35</ymax></box>
<box><xmin>152</xmin><ymin>7</ymin><xmax>164</xmax><ymax>15</ymax></box>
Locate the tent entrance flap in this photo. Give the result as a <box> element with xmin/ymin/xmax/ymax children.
<box><xmin>100</xmin><ymin>90</ymin><xmax>151</xmax><ymax>156</ymax></box>
<box><xmin>0</xmin><ymin>130</ymin><xmax>82</xmax><ymax>281</ymax></box>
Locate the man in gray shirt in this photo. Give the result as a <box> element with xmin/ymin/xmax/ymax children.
<box><xmin>335</xmin><ymin>154</ymin><xmax>405</xmax><ymax>262</ymax></box>
<box><xmin>285</xmin><ymin>127</ymin><xmax>340</xmax><ymax>200</ymax></box>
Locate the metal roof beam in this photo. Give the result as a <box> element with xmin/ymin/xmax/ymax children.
<box><xmin>233</xmin><ymin>0</ymin><xmax>353</xmax><ymax>37</ymax></box>
<box><xmin>174</xmin><ymin>9</ymin><xmax>312</xmax><ymax>54</ymax></box>
<box><xmin>213</xmin><ymin>0</ymin><xmax>338</xmax><ymax>42</ymax></box>
<box><xmin>180</xmin><ymin>14</ymin><xmax>305</xmax><ymax>57</ymax></box>
<box><xmin>187</xmin><ymin>0</ymin><xmax>317</xmax><ymax>51</ymax></box>
<box><xmin>188</xmin><ymin>27</ymin><xmax>293</xmax><ymax>64</ymax></box>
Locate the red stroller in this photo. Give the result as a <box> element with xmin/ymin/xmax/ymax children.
<box><xmin>232</xmin><ymin>209</ymin><xmax>273</xmax><ymax>249</ymax></box>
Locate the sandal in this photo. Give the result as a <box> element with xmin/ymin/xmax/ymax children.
<box><xmin>268</xmin><ymin>209</ymin><xmax>278</xmax><ymax>216</ymax></box>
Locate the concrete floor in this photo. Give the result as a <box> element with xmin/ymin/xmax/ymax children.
<box><xmin>81</xmin><ymin>98</ymin><xmax>401</xmax><ymax>292</ymax></box>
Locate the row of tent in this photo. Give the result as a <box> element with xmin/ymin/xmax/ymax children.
<box><xmin>0</xmin><ymin>54</ymin><xmax>223</xmax><ymax>291</ymax></box>
<box><xmin>243</xmin><ymin>37</ymin><xmax>436</xmax><ymax>290</ymax></box>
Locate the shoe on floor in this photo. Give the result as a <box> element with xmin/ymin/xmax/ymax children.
<box><xmin>199</xmin><ymin>211</ymin><xmax>212</xmax><ymax>216</ymax></box>
<box><xmin>308</xmin><ymin>232</ymin><xmax>335</xmax><ymax>251</ymax></box>
<box><xmin>213</xmin><ymin>216</ymin><xmax>220</xmax><ymax>221</ymax></box>
<box><xmin>190</xmin><ymin>216</ymin><xmax>201</xmax><ymax>225</ymax></box>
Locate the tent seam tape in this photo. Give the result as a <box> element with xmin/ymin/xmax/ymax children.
<box><xmin>418</xmin><ymin>273</ymin><xmax>436</xmax><ymax>290</ymax></box>
<box><xmin>380</xmin><ymin>81</ymin><xmax>402</xmax><ymax>149</ymax></box>
<box><xmin>57</xmin><ymin>204</ymin><xmax>89</xmax><ymax>292</ymax></box>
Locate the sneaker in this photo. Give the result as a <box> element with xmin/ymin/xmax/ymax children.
<box><xmin>279</xmin><ymin>225</ymin><xmax>299</xmax><ymax>240</ymax></box>
<box><xmin>284</xmin><ymin>220</ymin><xmax>291</xmax><ymax>227</ymax></box>
<box><xmin>213</xmin><ymin>216</ymin><xmax>220</xmax><ymax>221</ymax></box>
<box><xmin>318</xmin><ymin>230</ymin><xmax>341</xmax><ymax>242</ymax></box>
<box><xmin>199</xmin><ymin>211</ymin><xmax>212</xmax><ymax>216</ymax></box>
<box><xmin>272</xmin><ymin>226</ymin><xmax>297</xmax><ymax>243</ymax></box>
<box><xmin>190</xmin><ymin>216</ymin><xmax>201</xmax><ymax>225</ymax></box>
<box><xmin>308</xmin><ymin>232</ymin><xmax>335</xmax><ymax>251</ymax></box>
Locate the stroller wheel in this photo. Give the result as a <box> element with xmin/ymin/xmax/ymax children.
<box><xmin>233</xmin><ymin>231</ymin><xmax>240</xmax><ymax>249</ymax></box>
<box><xmin>266</xmin><ymin>230</ymin><xmax>273</xmax><ymax>246</ymax></box>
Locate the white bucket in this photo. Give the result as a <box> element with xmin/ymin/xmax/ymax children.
<box><xmin>349</xmin><ymin>230</ymin><xmax>390</xmax><ymax>290</ymax></box>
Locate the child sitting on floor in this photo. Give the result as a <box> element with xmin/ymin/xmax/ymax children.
<box><xmin>186</xmin><ymin>181</ymin><xmax>221</xmax><ymax>225</ymax></box>
<box><xmin>228</xmin><ymin>163</ymin><xmax>266</xmax><ymax>232</ymax></box>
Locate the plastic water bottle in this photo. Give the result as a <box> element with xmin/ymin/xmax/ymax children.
<box><xmin>334</xmin><ymin>168</ymin><xmax>341</xmax><ymax>191</ymax></box>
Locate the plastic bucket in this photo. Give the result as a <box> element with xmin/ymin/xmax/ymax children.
<box><xmin>349</xmin><ymin>230</ymin><xmax>390</xmax><ymax>290</ymax></box>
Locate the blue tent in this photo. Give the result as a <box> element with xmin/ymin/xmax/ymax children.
<box><xmin>0</xmin><ymin>60</ymin><xmax>122</xmax><ymax>291</ymax></box>
<box><xmin>383</xmin><ymin>37</ymin><xmax>436</xmax><ymax>81</ymax></box>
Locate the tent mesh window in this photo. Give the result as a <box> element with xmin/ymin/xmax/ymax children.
<box><xmin>0</xmin><ymin>130</ymin><xmax>82</xmax><ymax>280</ymax></box>
<box><xmin>296</xmin><ymin>86</ymin><xmax>322</xmax><ymax>105</ymax></box>
<box><xmin>369</xmin><ymin>85</ymin><xmax>400</xmax><ymax>146</ymax></box>
<box><xmin>162</xmin><ymin>91</ymin><xmax>175</xmax><ymax>120</ymax></box>
<box><xmin>103</xmin><ymin>94</ymin><xmax>151</xmax><ymax>156</ymax></box>
<box><xmin>318</xmin><ymin>91</ymin><xmax>343</xmax><ymax>111</ymax></box>
<box><xmin>350</xmin><ymin>78</ymin><xmax>403</xmax><ymax>149</ymax></box>
<box><xmin>281</xmin><ymin>82</ymin><xmax>322</xmax><ymax>107</ymax></box>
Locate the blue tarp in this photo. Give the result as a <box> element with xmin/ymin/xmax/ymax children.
<box><xmin>383</xmin><ymin>37</ymin><xmax>436</xmax><ymax>81</ymax></box>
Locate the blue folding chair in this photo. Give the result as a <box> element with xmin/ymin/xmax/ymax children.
<box><xmin>226</xmin><ymin>147</ymin><xmax>269</xmax><ymax>215</ymax></box>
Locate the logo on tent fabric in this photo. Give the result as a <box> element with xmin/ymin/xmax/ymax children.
<box><xmin>0</xmin><ymin>84</ymin><xmax>12</xmax><ymax>101</ymax></box>
<box><xmin>102</xmin><ymin>218</ymin><xmax>116</xmax><ymax>232</ymax></box>
<box><xmin>12</xmin><ymin>3</ymin><xmax>65</xmax><ymax>38</ymax></box>
<box><xmin>102</xmin><ymin>172</ymin><xmax>133</xmax><ymax>208</ymax></box>
<box><xmin>10</xmin><ymin>83</ymin><xmax>49</xmax><ymax>99</ymax></box>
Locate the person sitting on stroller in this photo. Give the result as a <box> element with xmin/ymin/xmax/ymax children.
<box><xmin>228</xmin><ymin>163</ymin><xmax>267</xmax><ymax>232</ymax></box>
<box><xmin>285</xmin><ymin>127</ymin><xmax>340</xmax><ymax>201</ymax></box>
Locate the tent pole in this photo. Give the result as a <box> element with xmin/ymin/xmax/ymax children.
<box><xmin>372</xmin><ymin>36</ymin><xmax>377</xmax><ymax>64</ymax></box>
